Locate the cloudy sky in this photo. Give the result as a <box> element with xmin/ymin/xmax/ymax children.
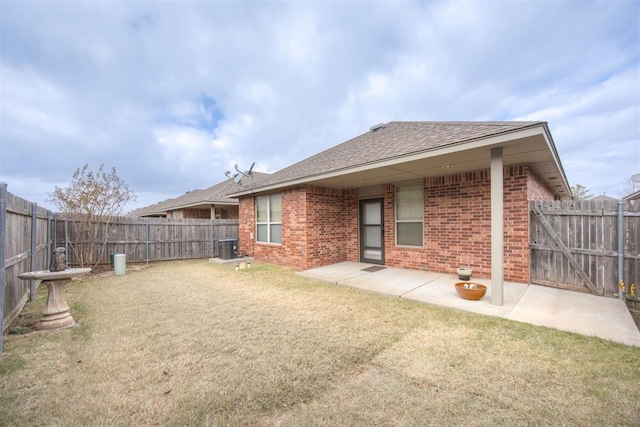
<box><xmin>1</xmin><ymin>0</ymin><xmax>638</xmax><ymax>212</ymax></box>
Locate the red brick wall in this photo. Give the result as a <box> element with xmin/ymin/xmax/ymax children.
<box><xmin>238</xmin><ymin>197</ymin><xmax>255</xmax><ymax>257</ymax></box>
<box><xmin>239</xmin><ymin>164</ymin><xmax>548</xmax><ymax>283</ymax></box>
<box><xmin>383</xmin><ymin>182</ymin><xmax>431</xmax><ymax>270</ymax></box>
<box><xmin>384</xmin><ymin>172</ymin><xmax>493</xmax><ymax>277</ymax></box>
<box><xmin>182</xmin><ymin>208</ymin><xmax>211</xmax><ymax>219</ymax></box>
<box><xmin>168</xmin><ymin>206</ymin><xmax>240</xmax><ymax>220</ymax></box>
<box><xmin>238</xmin><ymin>189</ymin><xmax>298</xmax><ymax>267</ymax></box>
<box><xmin>279</xmin><ymin>187</ymin><xmax>308</xmax><ymax>267</ymax></box>
<box><xmin>239</xmin><ymin>187</ymin><xmax>358</xmax><ymax>270</ymax></box>
<box><xmin>227</xmin><ymin>206</ymin><xmax>239</xmax><ymax>219</ymax></box>
<box><xmin>383</xmin><ymin>165</ymin><xmax>534</xmax><ymax>283</ymax></box>
<box><xmin>305</xmin><ymin>187</ymin><xmax>359</xmax><ymax>268</ymax></box>
<box><xmin>239</xmin><ymin>188</ymin><xmax>307</xmax><ymax>267</ymax></box>
<box><xmin>215</xmin><ymin>206</ymin><xmax>239</xmax><ymax>219</ymax></box>
<box><xmin>527</xmin><ymin>169</ymin><xmax>556</xmax><ymax>200</ymax></box>
<box><xmin>503</xmin><ymin>165</ymin><xmax>531</xmax><ymax>283</ymax></box>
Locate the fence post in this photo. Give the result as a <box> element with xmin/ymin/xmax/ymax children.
<box><xmin>30</xmin><ymin>202</ymin><xmax>37</xmax><ymax>301</ymax></box>
<box><xmin>47</xmin><ymin>211</ymin><xmax>52</xmax><ymax>266</ymax></box>
<box><xmin>53</xmin><ymin>213</ymin><xmax>58</xmax><ymax>249</ymax></box>
<box><xmin>145</xmin><ymin>219</ymin><xmax>150</xmax><ymax>264</ymax></box>
<box><xmin>64</xmin><ymin>217</ymin><xmax>69</xmax><ymax>265</ymax></box>
<box><xmin>211</xmin><ymin>218</ymin><xmax>216</xmax><ymax>258</ymax></box>
<box><xmin>0</xmin><ymin>182</ymin><xmax>8</xmax><ymax>353</ymax></box>
<box><xmin>618</xmin><ymin>201</ymin><xmax>624</xmax><ymax>299</ymax></box>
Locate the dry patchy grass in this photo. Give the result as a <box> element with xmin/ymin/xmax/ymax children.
<box><xmin>1</xmin><ymin>260</ymin><xmax>639</xmax><ymax>426</ymax></box>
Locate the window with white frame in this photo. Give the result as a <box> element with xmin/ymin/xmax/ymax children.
<box><xmin>396</xmin><ymin>184</ymin><xmax>423</xmax><ymax>246</ymax></box>
<box><xmin>256</xmin><ymin>194</ymin><xmax>282</xmax><ymax>244</ymax></box>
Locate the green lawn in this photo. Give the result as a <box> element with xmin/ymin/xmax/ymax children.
<box><xmin>1</xmin><ymin>259</ymin><xmax>639</xmax><ymax>425</ymax></box>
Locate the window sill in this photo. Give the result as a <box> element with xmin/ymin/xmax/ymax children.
<box><xmin>255</xmin><ymin>241</ymin><xmax>282</xmax><ymax>247</ymax></box>
<box><xmin>395</xmin><ymin>244</ymin><xmax>424</xmax><ymax>249</ymax></box>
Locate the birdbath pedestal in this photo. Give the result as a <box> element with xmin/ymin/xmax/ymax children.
<box><xmin>18</xmin><ymin>268</ymin><xmax>92</xmax><ymax>330</ymax></box>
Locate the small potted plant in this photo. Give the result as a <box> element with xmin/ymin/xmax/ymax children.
<box><xmin>457</xmin><ymin>255</ymin><xmax>473</xmax><ymax>281</ymax></box>
<box><xmin>457</xmin><ymin>267</ymin><xmax>472</xmax><ymax>281</ymax></box>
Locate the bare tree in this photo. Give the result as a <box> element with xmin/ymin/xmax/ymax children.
<box><xmin>617</xmin><ymin>174</ymin><xmax>639</xmax><ymax>198</ymax></box>
<box><xmin>570</xmin><ymin>184</ymin><xmax>593</xmax><ymax>200</ymax></box>
<box><xmin>47</xmin><ymin>164</ymin><xmax>136</xmax><ymax>267</ymax></box>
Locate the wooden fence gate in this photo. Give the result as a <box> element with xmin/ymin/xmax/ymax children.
<box><xmin>529</xmin><ymin>200</ymin><xmax>639</xmax><ymax>297</ymax></box>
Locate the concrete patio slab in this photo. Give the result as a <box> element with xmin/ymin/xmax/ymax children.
<box><xmin>340</xmin><ymin>266</ymin><xmax>445</xmax><ymax>297</ymax></box>
<box><xmin>507</xmin><ymin>285</ymin><xmax>640</xmax><ymax>347</ymax></box>
<box><xmin>402</xmin><ymin>276</ymin><xmax>529</xmax><ymax>318</ymax></box>
<box><xmin>297</xmin><ymin>262</ymin><xmax>640</xmax><ymax>347</ymax></box>
<box><xmin>209</xmin><ymin>256</ymin><xmax>254</xmax><ymax>266</ymax></box>
<box><xmin>298</xmin><ymin>261</ymin><xmax>373</xmax><ymax>284</ymax></box>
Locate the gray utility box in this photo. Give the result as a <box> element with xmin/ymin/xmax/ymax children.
<box><xmin>218</xmin><ymin>239</ymin><xmax>238</xmax><ymax>260</ymax></box>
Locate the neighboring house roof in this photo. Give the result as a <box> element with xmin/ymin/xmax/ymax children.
<box><xmin>624</xmin><ymin>190</ymin><xmax>640</xmax><ymax>201</ymax></box>
<box><xmin>163</xmin><ymin>172</ymin><xmax>270</xmax><ymax>211</ymax></box>
<box><xmin>128</xmin><ymin>197</ymin><xmax>179</xmax><ymax>217</ymax></box>
<box><xmin>129</xmin><ymin>172</ymin><xmax>270</xmax><ymax>217</ymax></box>
<box><xmin>229</xmin><ymin>121</ymin><xmax>571</xmax><ymax>199</ymax></box>
<box><xmin>590</xmin><ymin>195</ymin><xmax>620</xmax><ymax>202</ymax></box>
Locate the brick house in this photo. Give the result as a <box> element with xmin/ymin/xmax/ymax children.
<box><xmin>229</xmin><ymin>121</ymin><xmax>570</xmax><ymax>291</ymax></box>
<box><xmin>624</xmin><ymin>189</ymin><xmax>640</xmax><ymax>201</ymax></box>
<box><xmin>130</xmin><ymin>173</ymin><xmax>269</xmax><ymax>219</ymax></box>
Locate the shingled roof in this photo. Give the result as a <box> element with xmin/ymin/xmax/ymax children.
<box><xmin>129</xmin><ymin>172</ymin><xmax>270</xmax><ymax>217</ymax></box>
<box><xmin>128</xmin><ymin>197</ymin><xmax>179</xmax><ymax>217</ymax></box>
<box><xmin>229</xmin><ymin>121</ymin><xmax>570</xmax><ymax>198</ymax></box>
<box><xmin>163</xmin><ymin>172</ymin><xmax>270</xmax><ymax>210</ymax></box>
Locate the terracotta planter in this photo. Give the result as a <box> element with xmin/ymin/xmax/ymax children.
<box><xmin>455</xmin><ymin>282</ymin><xmax>487</xmax><ymax>300</ymax></box>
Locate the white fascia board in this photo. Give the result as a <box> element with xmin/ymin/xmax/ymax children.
<box><xmin>229</xmin><ymin>125</ymin><xmax>548</xmax><ymax>197</ymax></box>
<box><xmin>161</xmin><ymin>201</ymin><xmax>238</xmax><ymax>212</ymax></box>
<box><xmin>540</xmin><ymin>125</ymin><xmax>571</xmax><ymax>193</ymax></box>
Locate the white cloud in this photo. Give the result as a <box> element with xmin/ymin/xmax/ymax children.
<box><xmin>510</xmin><ymin>66</ymin><xmax>639</xmax><ymax>193</ymax></box>
<box><xmin>1</xmin><ymin>0</ymin><xmax>638</xmax><ymax>207</ymax></box>
<box><xmin>1</xmin><ymin>65</ymin><xmax>79</xmax><ymax>142</ymax></box>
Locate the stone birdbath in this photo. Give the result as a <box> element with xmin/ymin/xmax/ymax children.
<box><xmin>18</xmin><ymin>248</ymin><xmax>91</xmax><ymax>330</ymax></box>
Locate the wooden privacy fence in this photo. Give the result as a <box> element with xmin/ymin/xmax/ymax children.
<box><xmin>3</xmin><ymin>184</ymin><xmax>638</xmax><ymax>345</ymax></box>
<box><xmin>55</xmin><ymin>216</ymin><xmax>239</xmax><ymax>266</ymax></box>
<box><xmin>530</xmin><ymin>200</ymin><xmax>639</xmax><ymax>297</ymax></box>
<box><xmin>0</xmin><ymin>186</ymin><xmax>54</xmax><ymax>342</ymax></box>
<box><xmin>1</xmin><ymin>184</ymin><xmax>238</xmax><ymax>340</ymax></box>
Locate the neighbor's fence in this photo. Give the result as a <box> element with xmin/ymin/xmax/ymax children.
<box><xmin>530</xmin><ymin>200</ymin><xmax>639</xmax><ymax>297</ymax></box>
<box><xmin>1</xmin><ymin>185</ymin><xmax>238</xmax><ymax>339</ymax></box>
<box><xmin>54</xmin><ymin>216</ymin><xmax>239</xmax><ymax>266</ymax></box>
<box><xmin>1</xmin><ymin>185</ymin><xmax>54</xmax><ymax>345</ymax></box>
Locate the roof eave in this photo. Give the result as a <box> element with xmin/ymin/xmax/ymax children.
<box><xmin>161</xmin><ymin>200</ymin><xmax>238</xmax><ymax>212</ymax></box>
<box><xmin>539</xmin><ymin>123</ymin><xmax>571</xmax><ymax>198</ymax></box>
<box><xmin>229</xmin><ymin>123</ymin><xmax>571</xmax><ymax>198</ymax></box>
<box><xmin>624</xmin><ymin>190</ymin><xmax>640</xmax><ymax>201</ymax></box>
